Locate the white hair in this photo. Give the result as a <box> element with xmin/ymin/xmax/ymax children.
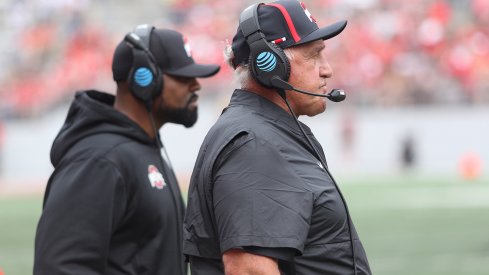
<box><xmin>224</xmin><ymin>44</ymin><xmax>295</xmax><ymax>87</ymax></box>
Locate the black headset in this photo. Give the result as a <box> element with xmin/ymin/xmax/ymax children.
<box><xmin>239</xmin><ymin>3</ymin><xmax>290</xmax><ymax>89</ymax></box>
<box><xmin>125</xmin><ymin>24</ymin><xmax>163</xmax><ymax>106</ymax></box>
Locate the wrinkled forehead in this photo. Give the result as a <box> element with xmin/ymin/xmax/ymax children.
<box><xmin>288</xmin><ymin>39</ymin><xmax>326</xmax><ymax>57</ymax></box>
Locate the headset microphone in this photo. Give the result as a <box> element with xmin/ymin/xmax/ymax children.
<box><xmin>270</xmin><ymin>76</ymin><xmax>346</xmax><ymax>102</ymax></box>
<box><xmin>327</xmin><ymin>89</ymin><xmax>347</xmax><ymax>102</ymax></box>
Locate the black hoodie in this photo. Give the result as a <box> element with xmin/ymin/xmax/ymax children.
<box><xmin>34</xmin><ymin>90</ymin><xmax>187</xmax><ymax>275</ymax></box>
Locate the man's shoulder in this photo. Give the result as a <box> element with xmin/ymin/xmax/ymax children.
<box><xmin>65</xmin><ymin>133</ymin><xmax>153</xmax><ymax>167</ymax></box>
<box><xmin>213</xmin><ymin>105</ymin><xmax>275</xmax><ymax>135</ymax></box>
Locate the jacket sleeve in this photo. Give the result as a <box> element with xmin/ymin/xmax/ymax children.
<box><xmin>212</xmin><ymin>135</ymin><xmax>314</xmax><ymax>255</ymax></box>
<box><xmin>34</xmin><ymin>157</ymin><xmax>126</xmax><ymax>275</ymax></box>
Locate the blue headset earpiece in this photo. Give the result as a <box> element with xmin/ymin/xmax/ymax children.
<box><xmin>125</xmin><ymin>24</ymin><xmax>163</xmax><ymax>105</ymax></box>
<box><xmin>239</xmin><ymin>3</ymin><xmax>290</xmax><ymax>88</ymax></box>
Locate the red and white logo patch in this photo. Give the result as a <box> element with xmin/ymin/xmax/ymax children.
<box><xmin>183</xmin><ymin>36</ymin><xmax>192</xmax><ymax>57</ymax></box>
<box><xmin>300</xmin><ymin>2</ymin><xmax>316</xmax><ymax>23</ymax></box>
<box><xmin>148</xmin><ymin>165</ymin><xmax>165</xmax><ymax>189</ymax></box>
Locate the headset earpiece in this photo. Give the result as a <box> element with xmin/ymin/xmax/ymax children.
<box><xmin>126</xmin><ymin>25</ymin><xmax>163</xmax><ymax>106</ymax></box>
<box><xmin>128</xmin><ymin>49</ymin><xmax>162</xmax><ymax>104</ymax></box>
<box><xmin>239</xmin><ymin>4</ymin><xmax>291</xmax><ymax>88</ymax></box>
<box><xmin>249</xmin><ymin>40</ymin><xmax>290</xmax><ymax>88</ymax></box>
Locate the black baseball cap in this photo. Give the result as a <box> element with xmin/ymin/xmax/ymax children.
<box><xmin>232</xmin><ymin>0</ymin><xmax>347</xmax><ymax>68</ymax></box>
<box><xmin>112</xmin><ymin>28</ymin><xmax>220</xmax><ymax>82</ymax></box>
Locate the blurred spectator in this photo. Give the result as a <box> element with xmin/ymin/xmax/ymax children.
<box><xmin>400</xmin><ymin>133</ymin><xmax>417</xmax><ymax>172</ymax></box>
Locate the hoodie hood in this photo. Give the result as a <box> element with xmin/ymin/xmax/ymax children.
<box><xmin>51</xmin><ymin>90</ymin><xmax>154</xmax><ymax>166</ymax></box>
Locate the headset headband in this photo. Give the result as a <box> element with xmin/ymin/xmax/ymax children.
<box><xmin>135</xmin><ymin>25</ymin><xmax>152</xmax><ymax>46</ymax></box>
<box><xmin>238</xmin><ymin>3</ymin><xmax>291</xmax><ymax>88</ymax></box>
<box><xmin>131</xmin><ymin>25</ymin><xmax>158</xmax><ymax>63</ymax></box>
<box><xmin>239</xmin><ymin>3</ymin><xmax>262</xmax><ymax>39</ymax></box>
<box><xmin>127</xmin><ymin>24</ymin><xmax>163</xmax><ymax>106</ymax></box>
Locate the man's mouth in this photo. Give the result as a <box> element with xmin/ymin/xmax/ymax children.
<box><xmin>189</xmin><ymin>93</ymin><xmax>198</xmax><ymax>102</ymax></box>
<box><xmin>187</xmin><ymin>94</ymin><xmax>199</xmax><ymax>108</ymax></box>
<box><xmin>319</xmin><ymin>84</ymin><xmax>328</xmax><ymax>94</ymax></box>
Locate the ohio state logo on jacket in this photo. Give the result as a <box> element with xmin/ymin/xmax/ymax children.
<box><xmin>148</xmin><ymin>165</ymin><xmax>166</xmax><ymax>189</ymax></box>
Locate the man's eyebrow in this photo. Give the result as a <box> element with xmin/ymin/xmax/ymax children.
<box><xmin>304</xmin><ymin>43</ymin><xmax>325</xmax><ymax>57</ymax></box>
<box><xmin>315</xmin><ymin>44</ymin><xmax>326</xmax><ymax>53</ymax></box>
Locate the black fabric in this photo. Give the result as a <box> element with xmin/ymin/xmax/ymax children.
<box><xmin>34</xmin><ymin>90</ymin><xmax>187</xmax><ymax>275</ymax></box>
<box><xmin>112</xmin><ymin>28</ymin><xmax>220</xmax><ymax>81</ymax></box>
<box><xmin>189</xmin><ymin>256</ymin><xmax>224</xmax><ymax>275</ymax></box>
<box><xmin>232</xmin><ymin>0</ymin><xmax>347</xmax><ymax>67</ymax></box>
<box><xmin>183</xmin><ymin>89</ymin><xmax>371</xmax><ymax>274</ymax></box>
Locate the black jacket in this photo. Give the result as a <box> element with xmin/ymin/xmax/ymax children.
<box><xmin>184</xmin><ymin>90</ymin><xmax>371</xmax><ymax>275</ymax></box>
<box><xmin>34</xmin><ymin>90</ymin><xmax>186</xmax><ymax>275</ymax></box>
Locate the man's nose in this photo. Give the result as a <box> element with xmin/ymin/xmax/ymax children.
<box><xmin>190</xmin><ymin>78</ymin><xmax>201</xmax><ymax>92</ymax></box>
<box><xmin>320</xmin><ymin>61</ymin><xmax>333</xmax><ymax>78</ymax></box>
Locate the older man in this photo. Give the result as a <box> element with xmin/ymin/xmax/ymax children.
<box><xmin>183</xmin><ymin>1</ymin><xmax>371</xmax><ymax>274</ymax></box>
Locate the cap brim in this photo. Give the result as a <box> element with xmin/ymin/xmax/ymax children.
<box><xmin>165</xmin><ymin>63</ymin><xmax>220</xmax><ymax>78</ymax></box>
<box><xmin>295</xmin><ymin>20</ymin><xmax>347</xmax><ymax>46</ymax></box>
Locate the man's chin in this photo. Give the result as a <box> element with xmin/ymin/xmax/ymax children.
<box><xmin>179</xmin><ymin>111</ymin><xmax>198</xmax><ymax>128</ymax></box>
<box><xmin>181</xmin><ymin>119</ymin><xmax>197</xmax><ymax>128</ymax></box>
<box><xmin>163</xmin><ymin>106</ymin><xmax>198</xmax><ymax>128</ymax></box>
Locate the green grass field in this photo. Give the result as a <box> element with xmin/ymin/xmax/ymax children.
<box><xmin>0</xmin><ymin>195</ymin><xmax>42</xmax><ymax>275</ymax></box>
<box><xmin>1</xmin><ymin>177</ymin><xmax>488</xmax><ymax>275</ymax></box>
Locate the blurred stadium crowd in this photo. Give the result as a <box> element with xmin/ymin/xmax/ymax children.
<box><xmin>0</xmin><ymin>0</ymin><xmax>488</xmax><ymax>118</ymax></box>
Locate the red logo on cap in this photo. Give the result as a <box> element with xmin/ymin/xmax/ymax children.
<box><xmin>300</xmin><ymin>2</ymin><xmax>316</xmax><ymax>23</ymax></box>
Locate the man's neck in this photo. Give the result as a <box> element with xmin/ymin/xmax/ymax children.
<box><xmin>242</xmin><ymin>83</ymin><xmax>292</xmax><ymax>115</ymax></box>
<box><xmin>114</xmin><ymin>91</ymin><xmax>157</xmax><ymax>139</ymax></box>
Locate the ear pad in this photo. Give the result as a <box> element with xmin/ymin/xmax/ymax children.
<box><xmin>126</xmin><ymin>25</ymin><xmax>163</xmax><ymax>105</ymax></box>
<box><xmin>128</xmin><ymin>48</ymin><xmax>163</xmax><ymax>103</ymax></box>
<box><xmin>249</xmin><ymin>39</ymin><xmax>290</xmax><ymax>88</ymax></box>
